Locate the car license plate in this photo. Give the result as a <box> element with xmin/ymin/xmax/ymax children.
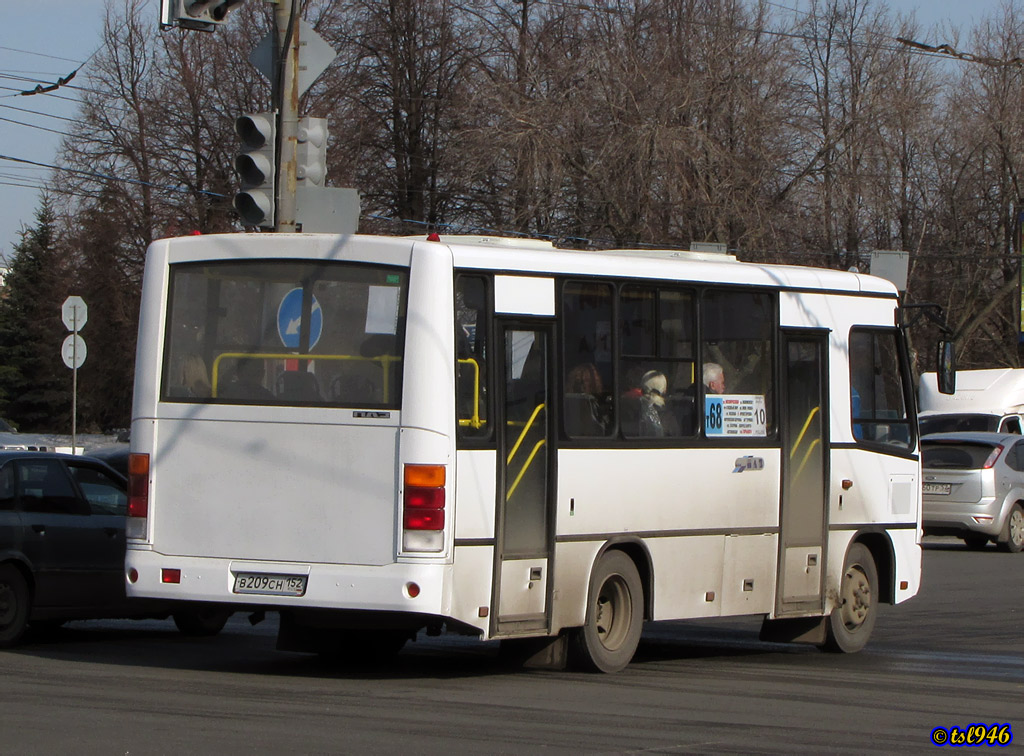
<box><xmin>233</xmin><ymin>572</ymin><xmax>307</xmax><ymax>597</ymax></box>
<box><xmin>922</xmin><ymin>482</ymin><xmax>951</xmax><ymax>495</ymax></box>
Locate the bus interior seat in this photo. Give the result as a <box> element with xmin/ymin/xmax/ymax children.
<box><xmin>564</xmin><ymin>393</ymin><xmax>606</xmax><ymax>437</ymax></box>
<box><xmin>668</xmin><ymin>394</ymin><xmax>697</xmax><ymax>435</ymax></box>
<box><xmin>619</xmin><ymin>394</ymin><xmax>641</xmax><ymax>437</ymax></box>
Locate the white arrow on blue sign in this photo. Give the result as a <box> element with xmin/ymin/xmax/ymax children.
<box><xmin>277</xmin><ymin>287</ymin><xmax>322</xmax><ymax>349</ymax></box>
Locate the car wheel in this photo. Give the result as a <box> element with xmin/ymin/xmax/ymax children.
<box><xmin>173</xmin><ymin>606</ymin><xmax>232</xmax><ymax>637</ymax></box>
<box><xmin>0</xmin><ymin>564</ymin><xmax>30</xmax><ymax>648</ymax></box>
<box><xmin>821</xmin><ymin>543</ymin><xmax>877</xmax><ymax>654</ymax></box>
<box><xmin>962</xmin><ymin>534</ymin><xmax>989</xmax><ymax>550</ymax></box>
<box><xmin>997</xmin><ymin>503</ymin><xmax>1024</xmax><ymax>553</ymax></box>
<box><xmin>570</xmin><ymin>550</ymin><xmax>644</xmax><ymax>673</ymax></box>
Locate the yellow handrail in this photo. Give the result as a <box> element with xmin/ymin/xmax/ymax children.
<box><xmin>794</xmin><ymin>438</ymin><xmax>821</xmax><ymax>480</ymax></box>
<box><xmin>211</xmin><ymin>351</ymin><xmax>401</xmax><ymax>401</ymax></box>
<box><xmin>507</xmin><ymin>402</ymin><xmax>546</xmax><ymax>464</ymax></box>
<box><xmin>506</xmin><ymin>439</ymin><xmax>547</xmax><ymax>501</ymax></box>
<box><xmin>789</xmin><ymin>406</ymin><xmax>820</xmax><ymax>460</ymax></box>
<box><xmin>456</xmin><ymin>358</ymin><xmax>483</xmax><ymax>429</ymax></box>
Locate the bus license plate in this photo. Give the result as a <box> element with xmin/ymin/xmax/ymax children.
<box><xmin>233</xmin><ymin>573</ymin><xmax>307</xmax><ymax>597</ymax></box>
<box><xmin>922</xmin><ymin>482</ymin><xmax>951</xmax><ymax>495</ymax></box>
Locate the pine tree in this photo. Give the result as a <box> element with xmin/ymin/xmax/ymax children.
<box><xmin>0</xmin><ymin>198</ymin><xmax>72</xmax><ymax>432</ymax></box>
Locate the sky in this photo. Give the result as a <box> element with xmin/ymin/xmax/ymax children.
<box><xmin>0</xmin><ymin>0</ymin><xmax>1006</xmax><ymax>267</ymax></box>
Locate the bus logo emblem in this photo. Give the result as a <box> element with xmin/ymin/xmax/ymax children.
<box><xmin>733</xmin><ymin>456</ymin><xmax>765</xmax><ymax>473</ymax></box>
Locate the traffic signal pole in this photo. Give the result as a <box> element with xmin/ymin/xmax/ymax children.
<box><xmin>273</xmin><ymin>0</ymin><xmax>299</xmax><ymax>232</ymax></box>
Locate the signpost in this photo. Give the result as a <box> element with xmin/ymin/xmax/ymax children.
<box><xmin>61</xmin><ymin>296</ymin><xmax>87</xmax><ymax>454</ymax></box>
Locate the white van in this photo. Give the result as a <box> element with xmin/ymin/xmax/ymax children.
<box><xmin>919</xmin><ymin>368</ymin><xmax>1024</xmax><ymax>435</ymax></box>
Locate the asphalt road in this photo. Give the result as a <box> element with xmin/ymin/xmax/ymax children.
<box><xmin>1</xmin><ymin>538</ymin><xmax>1020</xmax><ymax>755</ymax></box>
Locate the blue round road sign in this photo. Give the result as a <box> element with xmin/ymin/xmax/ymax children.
<box><xmin>277</xmin><ymin>287</ymin><xmax>322</xmax><ymax>349</ymax></box>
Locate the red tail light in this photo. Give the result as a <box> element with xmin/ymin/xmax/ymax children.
<box><xmin>982</xmin><ymin>445</ymin><xmax>1004</xmax><ymax>469</ymax></box>
<box><xmin>128</xmin><ymin>452</ymin><xmax>150</xmax><ymax>518</ymax></box>
<box><xmin>403</xmin><ymin>464</ymin><xmax>445</xmax><ymax>531</ymax></box>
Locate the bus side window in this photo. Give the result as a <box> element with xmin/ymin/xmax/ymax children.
<box><xmin>456</xmin><ymin>275</ymin><xmax>490</xmax><ymax>438</ymax></box>
<box><xmin>849</xmin><ymin>329</ymin><xmax>911</xmax><ymax>448</ymax></box>
<box><xmin>700</xmin><ymin>289</ymin><xmax>774</xmax><ymax>437</ymax></box>
<box><xmin>618</xmin><ymin>284</ymin><xmax>696</xmax><ymax>439</ymax></box>
<box><xmin>562</xmin><ymin>281</ymin><xmax>613</xmax><ymax>438</ymax></box>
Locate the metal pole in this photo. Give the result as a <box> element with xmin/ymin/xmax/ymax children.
<box><xmin>274</xmin><ymin>0</ymin><xmax>299</xmax><ymax>232</ymax></box>
<box><xmin>71</xmin><ymin>317</ymin><xmax>78</xmax><ymax>454</ymax></box>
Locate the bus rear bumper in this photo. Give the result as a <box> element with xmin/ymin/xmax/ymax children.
<box><xmin>125</xmin><ymin>547</ymin><xmax>451</xmax><ymax>617</ymax></box>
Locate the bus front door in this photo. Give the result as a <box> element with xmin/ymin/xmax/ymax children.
<box><xmin>493</xmin><ymin>323</ymin><xmax>554</xmax><ymax>635</ymax></box>
<box><xmin>776</xmin><ymin>331</ymin><xmax>829</xmax><ymax>616</ymax></box>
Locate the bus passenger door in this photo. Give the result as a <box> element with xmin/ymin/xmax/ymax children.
<box><xmin>776</xmin><ymin>331</ymin><xmax>829</xmax><ymax>616</ymax></box>
<box><xmin>493</xmin><ymin>322</ymin><xmax>554</xmax><ymax>635</ymax></box>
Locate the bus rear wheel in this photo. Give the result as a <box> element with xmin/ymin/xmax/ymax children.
<box><xmin>570</xmin><ymin>551</ymin><xmax>643</xmax><ymax>673</ymax></box>
<box><xmin>821</xmin><ymin>543</ymin><xmax>877</xmax><ymax>654</ymax></box>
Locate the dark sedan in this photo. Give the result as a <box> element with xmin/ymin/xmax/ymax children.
<box><xmin>0</xmin><ymin>451</ymin><xmax>229</xmax><ymax>646</ymax></box>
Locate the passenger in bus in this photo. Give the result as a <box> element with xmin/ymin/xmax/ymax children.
<box><xmin>223</xmin><ymin>358</ymin><xmax>274</xmax><ymax>401</ymax></box>
<box><xmin>703</xmin><ymin>362</ymin><xmax>726</xmax><ymax>394</ymax></box>
<box><xmin>565</xmin><ymin>362</ymin><xmax>609</xmax><ymax>435</ymax></box>
<box><xmin>181</xmin><ymin>353</ymin><xmax>211</xmax><ymax>398</ymax></box>
<box><xmin>638</xmin><ymin>370</ymin><xmax>678</xmax><ymax>436</ymax></box>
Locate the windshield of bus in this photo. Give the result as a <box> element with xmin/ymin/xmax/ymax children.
<box><xmin>161</xmin><ymin>260</ymin><xmax>408</xmax><ymax>409</ymax></box>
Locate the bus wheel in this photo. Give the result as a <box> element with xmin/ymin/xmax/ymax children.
<box><xmin>821</xmin><ymin>543</ymin><xmax>877</xmax><ymax>654</ymax></box>
<box><xmin>173</xmin><ymin>606</ymin><xmax>232</xmax><ymax>637</ymax></box>
<box><xmin>571</xmin><ymin>551</ymin><xmax>643</xmax><ymax>673</ymax></box>
<box><xmin>997</xmin><ymin>504</ymin><xmax>1024</xmax><ymax>553</ymax></box>
<box><xmin>0</xmin><ymin>564</ymin><xmax>30</xmax><ymax>648</ymax></box>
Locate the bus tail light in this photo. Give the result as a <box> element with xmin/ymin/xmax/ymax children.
<box><xmin>127</xmin><ymin>452</ymin><xmax>150</xmax><ymax>539</ymax></box>
<box><xmin>403</xmin><ymin>464</ymin><xmax>445</xmax><ymax>552</ymax></box>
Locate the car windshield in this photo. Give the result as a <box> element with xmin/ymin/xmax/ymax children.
<box><xmin>922</xmin><ymin>442</ymin><xmax>1000</xmax><ymax>470</ymax></box>
<box><xmin>920</xmin><ymin>414</ymin><xmax>999</xmax><ymax>435</ymax></box>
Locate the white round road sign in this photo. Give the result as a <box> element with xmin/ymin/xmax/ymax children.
<box><xmin>62</xmin><ymin>296</ymin><xmax>88</xmax><ymax>331</ymax></box>
<box><xmin>61</xmin><ymin>334</ymin><xmax>87</xmax><ymax>369</ymax></box>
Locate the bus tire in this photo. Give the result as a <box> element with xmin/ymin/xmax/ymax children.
<box><xmin>0</xmin><ymin>564</ymin><xmax>30</xmax><ymax>648</ymax></box>
<box><xmin>821</xmin><ymin>543</ymin><xmax>877</xmax><ymax>654</ymax></box>
<box><xmin>570</xmin><ymin>550</ymin><xmax>643</xmax><ymax>673</ymax></box>
<box><xmin>997</xmin><ymin>504</ymin><xmax>1023</xmax><ymax>553</ymax></box>
<box><xmin>173</xmin><ymin>606</ymin><xmax>232</xmax><ymax>637</ymax></box>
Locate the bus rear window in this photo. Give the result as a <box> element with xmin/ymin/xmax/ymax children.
<box><xmin>162</xmin><ymin>260</ymin><xmax>408</xmax><ymax>409</ymax></box>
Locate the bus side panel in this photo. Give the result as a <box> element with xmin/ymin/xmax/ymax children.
<box><xmin>450</xmin><ymin>545</ymin><xmax>494</xmax><ymax>635</ymax></box>
<box><xmin>556</xmin><ymin>449</ymin><xmax>781</xmax><ymax>535</ymax></box>
<box><xmin>454</xmin><ymin>450</ymin><xmax>496</xmax><ymax>540</ymax></box>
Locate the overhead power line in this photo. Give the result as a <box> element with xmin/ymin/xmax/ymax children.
<box><xmin>0</xmin><ymin>153</ymin><xmax>227</xmax><ymax>198</ymax></box>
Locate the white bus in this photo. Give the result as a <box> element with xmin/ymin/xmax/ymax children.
<box><xmin>125</xmin><ymin>232</ymin><xmax>927</xmax><ymax>672</ymax></box>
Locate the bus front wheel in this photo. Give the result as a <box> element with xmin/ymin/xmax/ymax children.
<box><xmin>821</xmin><ymin>543</ymin><xmax>877</xmax><ymax>654</ymax></box>
<box><xmin>570</xmin><ymin>550</ymin><xmax>643</xmax><ymax>673</ymax></box>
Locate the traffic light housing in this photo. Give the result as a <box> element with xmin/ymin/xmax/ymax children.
<box><xmin>234</xmin><ymin>112</ymin><xmax>276</xmax><ymax>228</ymax></box>
<box><xmin>160</xmin><ymin>0</ymin><xmax>247</xmax><ymax>31</ymax></box>
<box><xmin>296</xmin><ymin>117</ymin><xmax>328</xmax><ymax>187</ymax></box>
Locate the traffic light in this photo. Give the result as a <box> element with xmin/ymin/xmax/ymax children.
<box><xmin>234</xmin><ymin>112</ymin><xmax>276</xmax><ymax>228</ymax></box>
<box><xmin>160</xmin><ymin>0</ymin><xmax>247</xmax><ymax>31</ymax></box>
<box><xmin>296</xmin><ymin>117</ymin><xmax>328</xmax><ymax>187</ymax></box>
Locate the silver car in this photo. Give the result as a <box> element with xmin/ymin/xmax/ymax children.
<box><xmin>921</xmin><ymin>432</ymin><xmax>1024</xmax><ymax>552</ymax></box>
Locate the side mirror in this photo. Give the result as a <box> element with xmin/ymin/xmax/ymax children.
<box><xmin>937</xmin><ymin>340</ymin><xmax>956</xmax><ymax>395</ymax></box>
